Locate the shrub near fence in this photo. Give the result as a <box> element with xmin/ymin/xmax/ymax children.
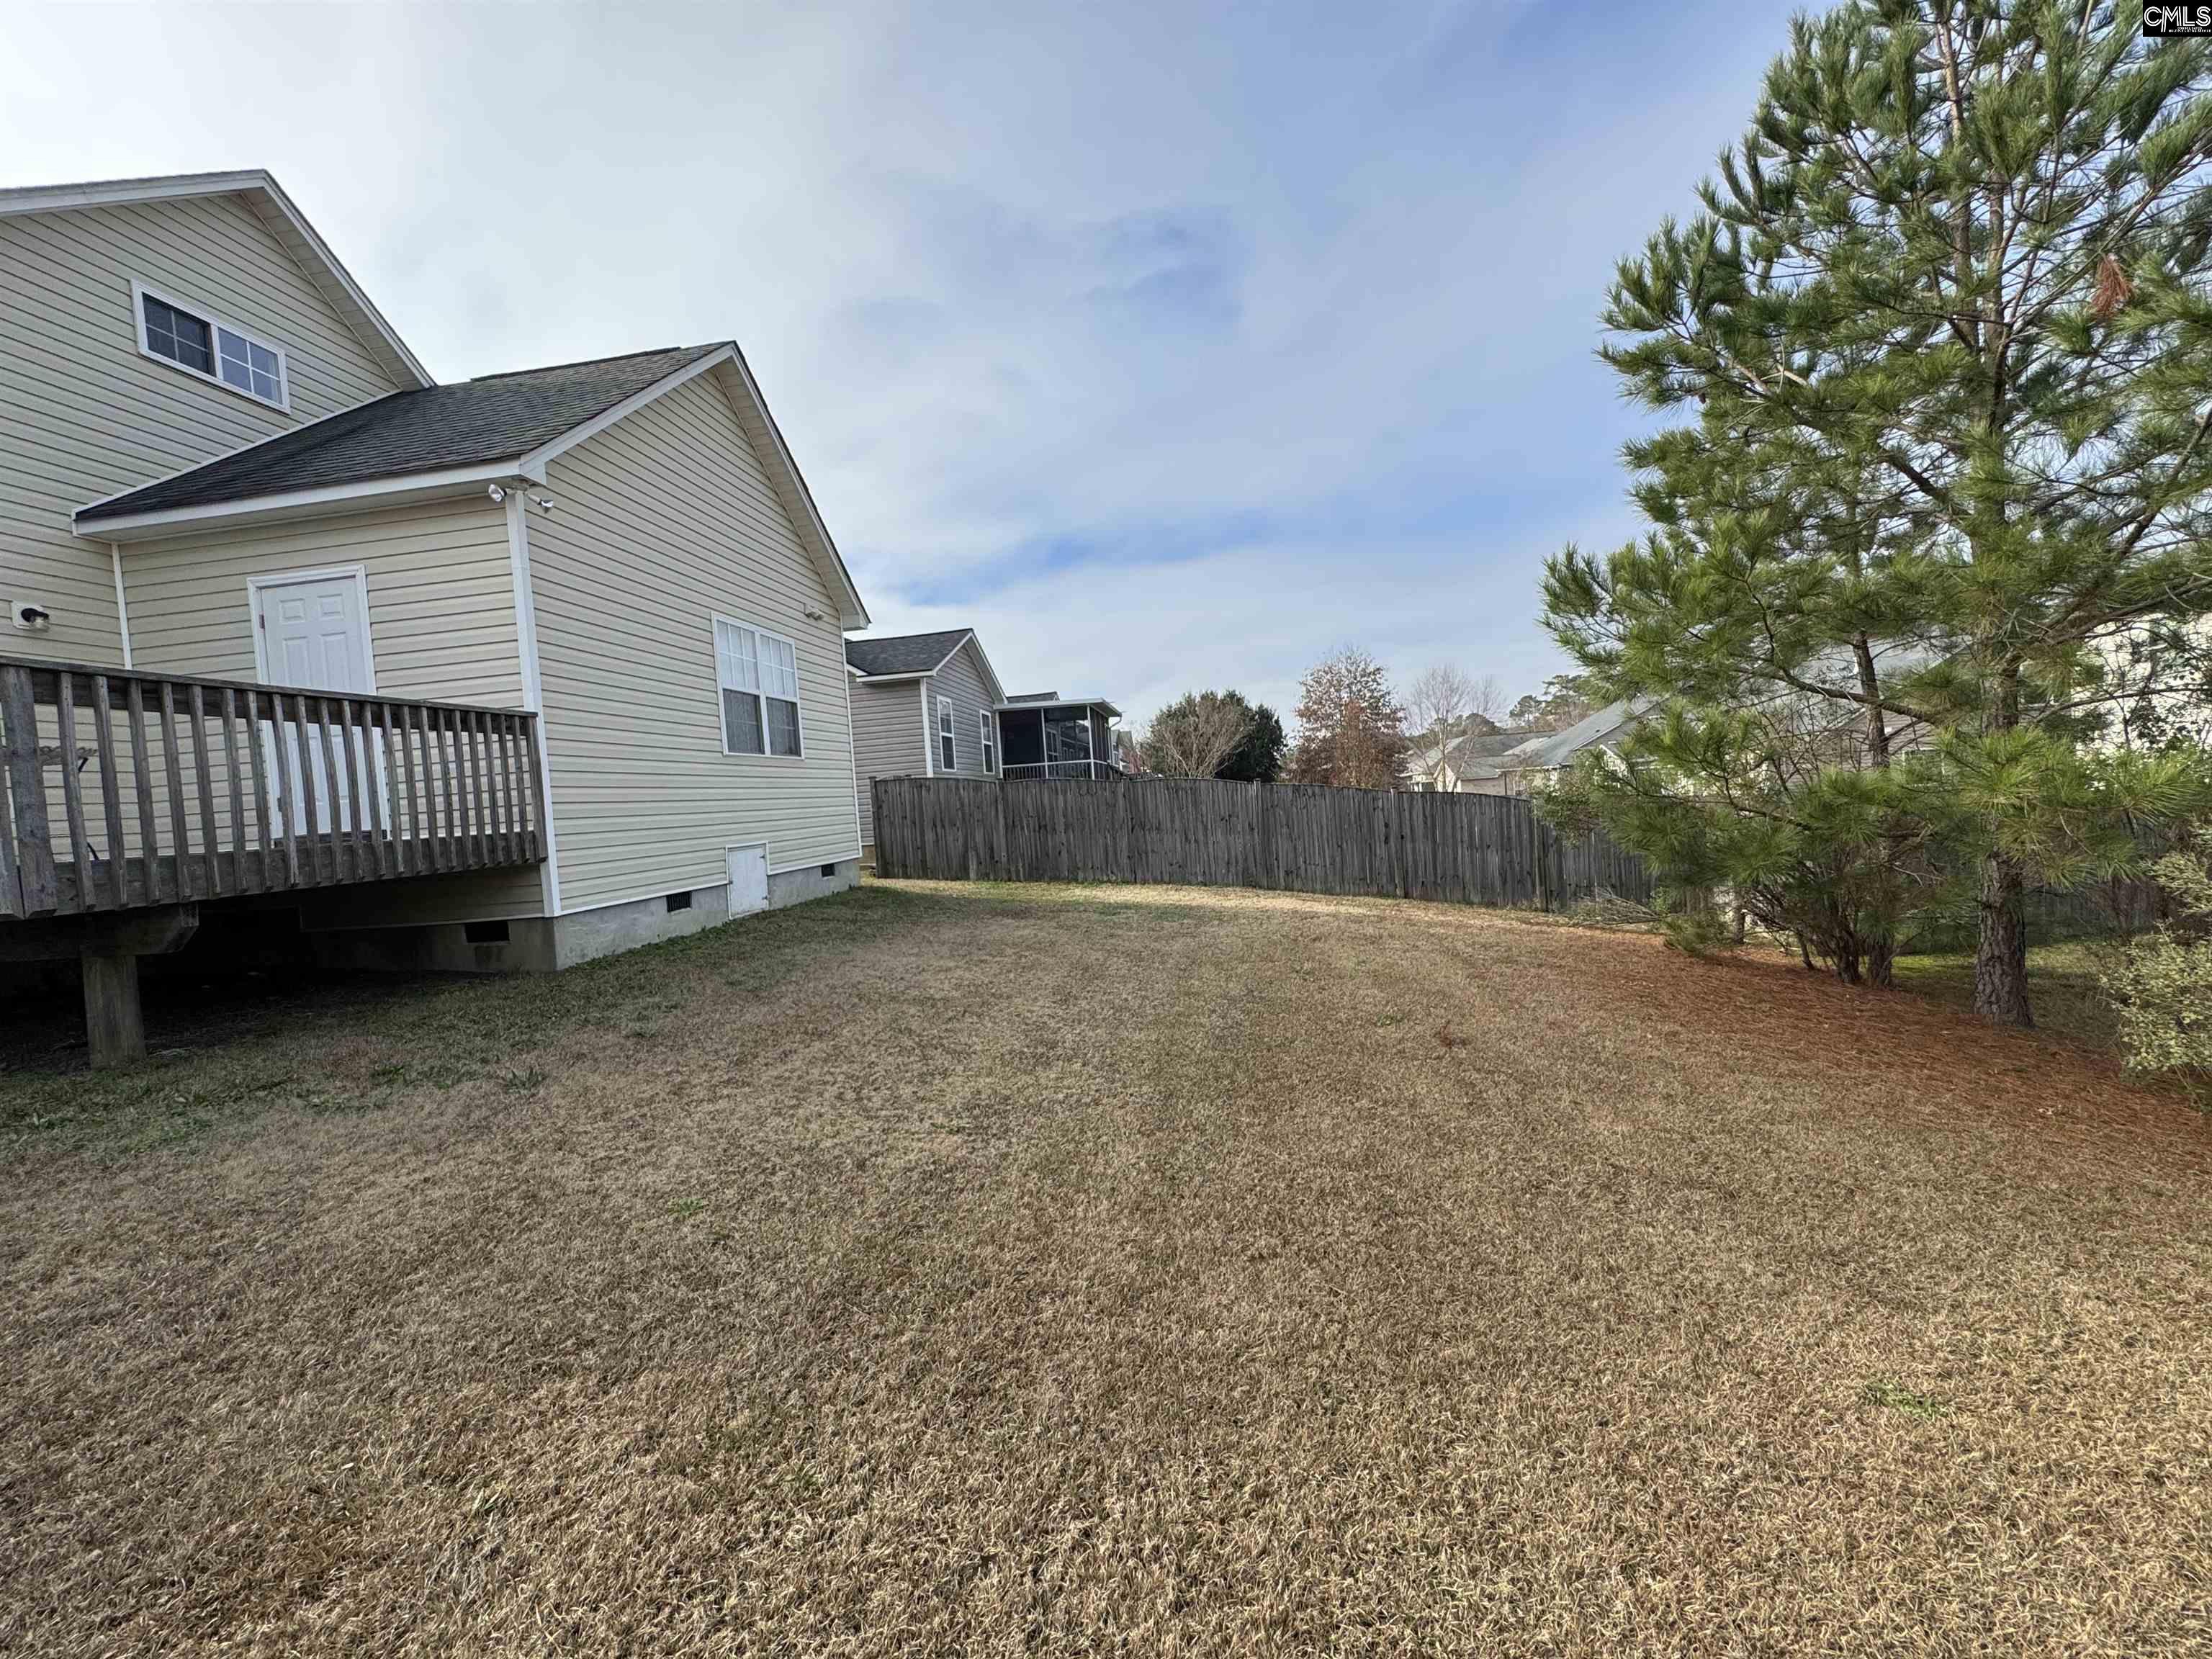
<box><xmin>871</xmin><ymin>775</ymin><xmax>1654</xmax><ymax>914</ymax></box>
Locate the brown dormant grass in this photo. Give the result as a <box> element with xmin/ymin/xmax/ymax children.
<box><xmin>2</xmin><ymin>882</ymin><xmax>2207</xmax><ymax>1656</ymax></box>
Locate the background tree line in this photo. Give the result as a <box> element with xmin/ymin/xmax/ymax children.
<box><xmin>1137</xmin><ymin>652</ymin><xmax>1588</xmax><ymax>790</ymax></box>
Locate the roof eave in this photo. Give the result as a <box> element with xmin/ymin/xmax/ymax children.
<box><xmin>959</xmin><ymin>633</ymin><xmax>1008</xmax><ymax>705</ymax></box>
<box><xmin>992</xmin><ymin>697</ymin><xmax>1121</xmax><ymax>718</ymax></box>
<box><xmin>708</xmin><ymin>351</ymin><xmax>869</xmax><ymax>630</ymax></box>
<box><xmin>0</xmin><ymin>169</ymin><xmax>433</xmax><ymax>391</ymax></box>
<box><xmin>82</xmin><ymin>459</ymin><xmax>528</xmax><ymax>542</ymax></box>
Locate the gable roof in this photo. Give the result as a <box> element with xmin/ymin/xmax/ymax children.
<box><xmin>1500</xmin><ymin>698</ymin><xmax>1651</xmax><ymax>770</ymax></box>
<box><xmin>845</xmin><ymin>629</ymin><xmax>975</xmax><ymax>678</ymax></box>
<box><xmin>1455</xmin><ymin>728</ymin><xmax>1545</xmax><ymax>762</ymax></box>
<box><xmin>80</xmin><ymin>345</ymin><xmax>721</xmax><ymax>521</ymax></box>
<box><xmin>71</xmin><ymin>340</ymin><xmax>868</xmax><ymax>628</ymax></box>
<box><xmin>0</xmin><ymin>169</ymin><xmax>431</xmax><ymax>390</ymax></box>
<box><xmin>1408</xmin><ymin>727</ymin><xmax>1549</xmax><ymax>781</ymax></box>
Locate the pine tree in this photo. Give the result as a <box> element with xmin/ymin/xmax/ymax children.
<box><xmin>1545</xmin><ymin>0</ymin><xmax>2212</xmax><ymax>1025</ymax></box>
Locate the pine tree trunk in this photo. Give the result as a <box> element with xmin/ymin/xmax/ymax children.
<box><xmin>1866</xmin><ymin>932</ymin><xmax>1894</xmax><ymax>989</ymax></box>
<box><xmin>1972</xmin><ymin>654</ymin><xmax>2033</xmax><ymax>1028</ymax></box>
<box><xmin>1972</xmin><ymin>853</ymin><xmax>2033</xmax><ymax>1027</ymax></box>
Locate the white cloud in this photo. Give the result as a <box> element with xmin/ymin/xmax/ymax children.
<box><xmin>1</xmin><ymin>0</ymin><xmax>1784</xmax><ymax>722</ymax></box>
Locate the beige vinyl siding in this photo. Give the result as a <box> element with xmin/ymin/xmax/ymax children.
<box><xmin>90</xmin><ymin>494</ymin><xmax>545</xmax><ymax>922</ymax></box>
<box><xmin>850</xmin><ymin>676</ymin><xmax>931</xmax><ymax>846</ymax></box>
<box><xmin>924</xmin><ymin>638</ymin><xmax>1001</xmax><ymax>782</ymax></box>
<box><xmin>0</xmin><ymin>191</ymin><xmax>403</xmax><ymax>666</ymax></box>
<box><xmin>527</xmin><ymin>372</ymin><xmax>861</xmax><ymax>910</ymax></box>
<box><xmin>121</xmin><ymin>496</ymin><xmax>520</xmax><ymax>699</ymax></box>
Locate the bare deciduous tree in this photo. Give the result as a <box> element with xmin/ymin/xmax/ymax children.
<box><xmin>1140</xmin><ymin>691</ymin><xmax>1254</xmax><ymax>778</ymax></box>
<box><xmin>1405</xmin><ymin>665</ymin><xmax>1504</xmax><ymax>786</ymax></box>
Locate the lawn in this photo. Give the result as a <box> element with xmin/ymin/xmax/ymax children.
<box><xmin>2</xmin><ymin>881</ymin><xmax>2206</xmax><ymax>1656</ymax></box>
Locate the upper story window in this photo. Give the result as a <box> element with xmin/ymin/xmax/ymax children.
<box><xmin>716</xmin><ymin>616</ymin><xmax>803</xmax><ymax>757</ymax></box>
<box><xmin>132</xmin><ymin>281</ymin><xmax>289</xmax><ymax>410</ymax></box>
<box><xmin>938</xmin><ymin>696</ymin><xmax>956</xmax><ymax>772</ymax></box>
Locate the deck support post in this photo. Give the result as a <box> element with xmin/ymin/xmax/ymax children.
<box><xmin>81</xmin><ymin>946</ymin><xmax>145</xmax><ymax>1070</ymax></box>
<box><xmin>0</xmin><ymin>904</ymin><xmax>198</xmax><ymax>1069</ymax></box>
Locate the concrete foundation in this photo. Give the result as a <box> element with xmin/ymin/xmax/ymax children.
<box><xmin>306</xmin><ymin>858</ymin><xmax>860</xmax><ymax>975</ymax></box>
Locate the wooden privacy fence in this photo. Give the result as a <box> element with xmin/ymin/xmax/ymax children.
<box><xmin>873</xmin><ymin>775</ymin><xmax>1654</xmax><ymax>912</ymax></box>
<box><xmin>0</xmin><ymin>656</ymin><xmax>546</xmax><ymax>920</ymax></box>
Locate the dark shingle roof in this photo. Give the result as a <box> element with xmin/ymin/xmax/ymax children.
<box><xmin>80</xmin><ymin>344</ymin><xmax>724</xmax><ymax>521</ymax></box>
<box><xmin>1505</xmin><ymin>698</ymin><xmax>1651</xmax><ymax>770</ymax></box>
<box><xmin>844</xmin><ymin>630</ymin><xmax>973</xmax><ymax>678</ymax></box>
<box><xmin>1452</xmin><ymin>728</ymin><xmax>1545</xmax><ymax>763</ymax></box>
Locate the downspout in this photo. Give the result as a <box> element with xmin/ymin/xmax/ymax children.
<box><xmin>109</xmin><ymin>542</ymin><xmax>132</xmax><ymax>667</ymax></box>
<box><xmin>505</xmin><ymin>488</ymin><xmax>562</xmax><ymax>916</ymax></box>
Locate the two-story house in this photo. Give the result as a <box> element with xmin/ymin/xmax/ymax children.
<box><xmin>1</xmin><ymin>170</ymin><xmax>871</xmax><ymax>1064</ymax></box>
<box><xmin>842</xmin><ymin>629</ymin><xmax>1121</xmax><ymax>863</ymax></box>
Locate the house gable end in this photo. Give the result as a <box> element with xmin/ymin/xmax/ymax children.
<box><xmin>523</xmin><ymin>370</ymin><xmax>862</xmax><ymax>908</ymax></box>
<box><xmin>0</xmin><ymin>186</ymin><xmax>413</xmax><ymax>665</ymax></box>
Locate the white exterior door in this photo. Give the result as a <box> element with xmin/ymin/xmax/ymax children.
<box><xmin>727</xmin><ymin>844</ymin><xmax>768</xmax><ymax>915</ymax></box>
<box><xmin>254</xmin><ymin>570</ymin><xmax>374</xmax><ymax>837</ymax></box>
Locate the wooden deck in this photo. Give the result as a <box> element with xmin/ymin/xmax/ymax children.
<box><xmin>1</xmin><ymin>657</ymin><xmax>544</xmax><ymax>922</ymax></box>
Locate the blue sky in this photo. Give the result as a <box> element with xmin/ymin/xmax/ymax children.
<box><xmin>2</xmin><ymin>0</ymin><xmax>1786</xmax><ymax>724</ymax></box>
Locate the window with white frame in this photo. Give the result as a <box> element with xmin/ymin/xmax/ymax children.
<box><xmin>979</xmin><ymin>711</ymin><xmax>997</xmax><ymax>774</ymax></box>
<box><xmin>134</xmin><ymin>283</ymin><xmax>289</xmax><ymax>408</ymax></box>
<box><xmin>937</xmin><ymin>696</ymin><xmax>956</xmax><ymax>771</ymax></box>
<box><xmin>716</xmin><ymin>617</ymin><xmax>803</xmax><ymax>757</ymax></box>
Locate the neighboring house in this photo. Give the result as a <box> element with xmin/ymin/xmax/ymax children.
<box><xmin>842</xmin><ymin>643</ymin><xmax>1124</xmax><ymax>861</ymax></box>
<box><xmin>1490</xmin><ymin>699</ymin><xmax>1651</xmax><ymax>794</ymax></box>
<box><xmin>1</xmin><ymin>170</ymin><xmax>871</xmax><ymax>1061</ymax></box>
<box><xmin>845</xmin><ymin>628</ymin><xmax>1007</xmax><ymax>858</ymax></box>
<box><xmin>1406</xmin><ymin>727</ymin><xmax>1550</xmax><ymax>793</ymax></box>
<box><xmin>993</xmin><ymin>692</ymin><xmax>1124</xmax><ymax>781</ymax></box>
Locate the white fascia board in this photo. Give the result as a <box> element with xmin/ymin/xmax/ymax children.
<box><xmin>0</xmin><ymin>168</ymin><xmax>269</xmax><ymax>216</ymax></box>
<box><xmin>516</xmin><ymin>345</ymin><xmax>736</xmax><ymax>475</ymax></box>
<box><xmin>0</xmin><ymin>168</ymin><xmax>433</xmax><ymax>390</ymax></box>
<box><xmin>960</xmin><ymin>633</ymin><xmax>1007</xmax><ymax>705</ymax></box>
<box><xmin>992</xmin><ymin>697</ymin><xmax>1123</xmax><ymax>717</ymax></box>
<box><xmin>243</xmin><ymin>174</ymin><xmax>433</xmax><ymax>387</ymax></box>
<box><xmin>514</xmin><ymin>341</ymin><xmax>871</xmax><ymax>632</ymax></box>
<box><xmin>712</xmin><ymin>351</ymin><xmax>871</xmax><ymax>630</ymax></box>
<box><xmin>86</xmin><ymin>460</ymin><xmax>525</xmax><ymax>541</ymax></box>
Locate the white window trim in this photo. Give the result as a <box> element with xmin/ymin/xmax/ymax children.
<box><xmin>714</xmin><ymin>612</ymin><xmax>805</xmax><ymax>760</ymax></box>
<box><xmin>979</xmin><ymin>709</ymin><xmax>997</xmax><ymax>775</ymax></box>
<box><xmin>937</xmin><ymin>695</ymin><xmax>956</xmax><ymax>773</ymax></box>
<box><xmin>131</xmin><ymin>278</ymin><xmax>292</xmax><ymax>411</ymax></box>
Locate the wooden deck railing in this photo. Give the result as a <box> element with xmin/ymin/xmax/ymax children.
<box><xmin>0</xmin><ymin>657</ymin><xmax>544</xmax><ymax>920</ymax></box>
